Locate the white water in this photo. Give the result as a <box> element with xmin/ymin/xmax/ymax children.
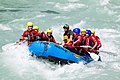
<box><xmin>0</xmin><ymin>0</ymin><xmax>120</xmax><ymax>80</ymax></box>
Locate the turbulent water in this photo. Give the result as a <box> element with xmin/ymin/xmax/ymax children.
<box><xmin>0</xmin><ymin>0</ymin><xmax>120</xmax><ymax>80</ymax></box>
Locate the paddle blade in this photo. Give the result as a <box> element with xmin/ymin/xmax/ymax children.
<box><xmin>89</xmin><ymin>52</ymin><xmax>99</xmax><ymax>61</ymax></box>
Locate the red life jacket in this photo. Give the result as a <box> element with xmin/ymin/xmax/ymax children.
<box><xmin>63</xmin><ymin>41</ymin><xmax>74</xmax><ymax>49</ymax></box>
<box><xmin>80</xmin><ymin>35</ymin><xmax>86</xmax><ymax>46</ymax></box>
<box><xmin>34</xmin><ymin>32</ymin><xmax>47</xmax><ymax>41</ymax></box>
<box><xmin>20</xmin><ymin>29</ymin><xmax>37</xmax><ymax>45</ymax></box>
<box><xmin>73</xmin><ymin>34</ymin><xmax>82</xmax><ymax>46</ymax></box>
<box><xmin>88</xmin><ymin>35</ymin><xmax>97</xmax><ymax>49</ymax></box>
<box><xmin>41</xmin><ymin>32</ymin><xmax>47</xmax><ymax>40</ymax></box>
<box><xmin>95</xmin><ymin>36</ymin><xmax>102</xmax><ymax>47</ymax></box>
<box><xmin>46</xmin><ymin>35</ymin><xmax>57</xmax><ymax>43</ymax></box>
<box><xmin>85</xmin><ymin>35</ymin><xmax>97</xmax><ymax>47</ymax></box>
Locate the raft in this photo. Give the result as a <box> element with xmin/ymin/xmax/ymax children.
<box><xmin>29</xmin><ymin>41</ymin><xmax>94</xmax><ymax>64</ymax></box>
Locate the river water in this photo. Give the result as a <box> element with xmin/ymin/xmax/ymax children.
<box><xmin>0</xmin><ymin>0</ymin><xmax>120</xmax><ymax>80</ymax></box>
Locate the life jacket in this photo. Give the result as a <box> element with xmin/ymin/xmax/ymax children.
<box><xmin>73</xmin><ymin>34</ymin><xmax>79</xmax><ymax>42</ymax></box>
<box><xmin>85</xmin><ymin>36</ymin><xmax>99</xmax><ymax>53</ymax></box>
<box><xmin>89</xmin><ymin>40</ymin><xmax>95</xmax><ymax>47</ymax></box>
<box><xmin>95</xmin><ymin>36</ymin><xmax>101</xmax><ymax>46</ymax></box>
<box><xmin>63</xmin><ymin>41</ymin><xmax>73</xmax><ymax>49</ymax></box>
<box><xmin>73</xmin><ymin>34</ymin><xmax>82</xmax><ymax>46</ymax></box>
<box><xmin>63</xmin><ymin>30</ymin><xmax>74</xmax><ymax>39</ymax></box>
<box><xmin>46</xmin><ymin>35</ymin><xmax>56</xmax><ymax>43</ymax></box>
<box><xmin>34</xmin><ymin>32</ymin><xmax>47</xmax><ymax>41</ymax></box>
<box><xmin>21</xmin><ymin>30</ymin><xmax>37</xmax><ymax>45</ymax></box>
<box><xmin>89</xmin><ymin>35</ymin><xmax>97</xmax><ymax>49</ymax></box>
<box><xmin>80</xmin><ymin>35</ymin><xmax>86</xmax><ymax>46</ymax></box>
<box><xmin>85</xmin><ymin>36</ymin><xmax>96</xmax><ymax>47</ymax></box>
<box><xmin>63</xmin><ymin>41</ymin><xmax>80</xmax><ymax>54</ymax></box>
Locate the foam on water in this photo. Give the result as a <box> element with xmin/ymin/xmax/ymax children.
<box><xmin>53</xmin><ymin>16</ymin><xmax>70</xmax><ymax>20</ymax></box>
<box><xmin>100</xmin><ymin>0</ymin><xmax>110</xmax><ymax>6</ymax></box>
<box><xmin>0</xmin><ymin>24</ymin><xmax>12</xmax><ymax>31</ymax></box>
<box><xmin>8</xmin><ymin>15</ymin><xmax>45</xmax><ymax>24</ymax></box>
<box><xmin>68</xmin><ymin>0</ymin><xmax>79</xmax><ymax>3</ymax></box>
<box><xmin>0</xmin><ymin>43</ymin><xmax>104</xmax><ymax>80</ymax></box>
<box><xmin>73</xmin><ymin>20</ymin><xmax>87</xmax><ymax>28</ymax></box>
<box><xmin>116</xmin><ymin>15</ymin><xmax>120</xmax><ymax>22</ymax></box>
<box><xmin>55</xmin><ymin>3</ymin><xmax>87</xmax><ymax>11</ymax></box>
<box><xmin>103</xmin><ymin>6</ymin><xmax>117</xmax><ymax>15</ymax></box>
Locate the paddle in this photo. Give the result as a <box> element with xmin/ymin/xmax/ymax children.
<box><xmin>97</xmin><ymin>50</ymin><xmax>117</xmax><ymax>56</ymax></box>
<box><xmin>74</xmin><ymin>46</ymin><xmax>100</xmax><ymax>61</ymax></box>
<box><xmin>8</xmin><ymin>40</ymin><xmax>27</xmax><ymax>49</ymax></box>
<box><xmin>88</xmin><ymin>52</ymin><xmax>100</xmax><ymax>61</ymax></box>
<box><xmin>15</xmin><ymin>40</ymin><xmax>27</xmax><ymax>45</ymax></box>
<box><xmin>77</xmin><ymin>46</ymin><xmax>117</xmax><ymax>56</ymax></box>
<box><xmin>74</xmin><ymin>46</ymin><xmax>92</xmax><ymax>48</ymax></box>
<box><xmin>80</xmin><ymin>46</ymin><xmax>92</xmax><ymax>48</ymax></box>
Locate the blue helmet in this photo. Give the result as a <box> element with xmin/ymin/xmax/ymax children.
<box><xmin>86</xmin><ymin>30</ymin><xmax>91</xmax><ymax>36</ymax></box>
<box><xmin>73</xmin><ymin>28</ymin><xmax>80</xmax><ymax>35</ymax></box>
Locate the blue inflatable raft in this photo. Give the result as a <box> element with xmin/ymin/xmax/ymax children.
<box><xmin>29</xmin><ymin>41</ymin><xmax>93</xmax><ymax>64</ymax></box>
